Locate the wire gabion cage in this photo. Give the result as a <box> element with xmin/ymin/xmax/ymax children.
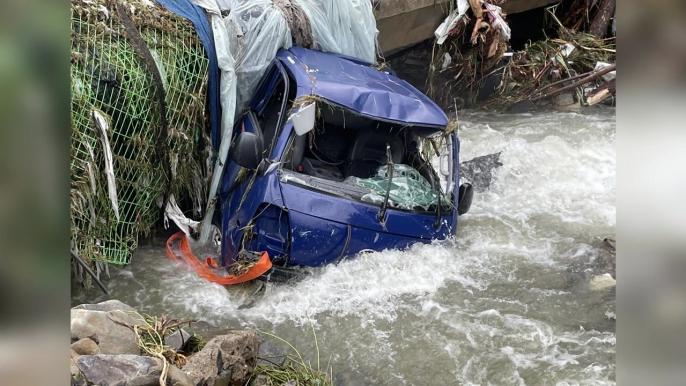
<box><xmin>70</xmin><ymin>0</ymin><xmax>210</xmax><ymax>278</ymax></box>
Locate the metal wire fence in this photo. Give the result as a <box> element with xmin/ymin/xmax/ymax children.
<box><xmin>70</xmin><ymin>0</ymin><xmax>210</xmax><ymax>277</ymax></box>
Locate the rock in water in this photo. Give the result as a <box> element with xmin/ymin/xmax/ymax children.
<box><xmin>76</xmin><ymin>354</ymin><xmax>193</xmax><ymax>386</ymax></box>
<box><xmin>460</xmin><ymin>152</ymin><xmax>503</xmax><ymax>192</ymax></box>
<box><xmin>71</xmin><ymin>307</ymin><xmax>144</xmax><ymax>355</ymax></box>
<box><xmin>590</xmin><ymin>273</ymin><xmax>617</xmax><ymax>291</ymax></box>
<box><xmin>554</xmin><ymin>93</ymin><xmax>575</xmax><ymax>106</ymax></box>
<box><xmin>164</xmin><ymin>328</ymin><xmax>191</xmax><ymax>352</ymax></box>
<box><xmin>72</xmin><ymin>300</ymin><xmax>137</xmax><ymax>313</ymax></box>
<box><xmin>508</xmin><ymin>100</ymin><xmax>537</xmax><ymax>113</ymax></box>
<box><xmin>183</xmin><ymin>330</ymin><xmax>260</xmax><ymax>386</ymax></box>
<box><xmin>258</xmin><ymin>337</ymin><xmax>286</xmax><ymax>367</ymax></box>
<box><xmin>71</xmin><ymin>337</ymin><xmax>101</xmax><ymax>356</ymax></box>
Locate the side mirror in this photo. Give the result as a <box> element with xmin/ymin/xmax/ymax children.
<box><xmin>289</xmin><ymin>102</ymin><xmax>316</xmax><ymax>136</ymax></box>
<box><xmin>439</xmin><ymin>151</ymin><xmax>450</xmax><ymax>176</ymax></box>
<box><xmin>457</xmin><ymin>183</ymin><xmax>474</xmax><ymax>216</ymax></box>
<box><xmin>230</xmin><ymin>132</ymin><xmax>264</xmax><ymax>170</ymax></box>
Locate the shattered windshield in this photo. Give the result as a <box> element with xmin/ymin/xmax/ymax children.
<box><xmin>355</xmin><ymin>164</ymin><xmax>452</xmax><ymax>212</ymax></box>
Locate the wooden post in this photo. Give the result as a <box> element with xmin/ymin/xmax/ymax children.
<box><xmin>589</xmin><ymin>0</ymin><xmax>616</xmax><ymax>38</ymax></box>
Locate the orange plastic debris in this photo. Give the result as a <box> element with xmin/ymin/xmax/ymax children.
<box><xmin>165</xmin><ymin>231</ymin><xmax>272</xmax><ymax>286</ymax></box>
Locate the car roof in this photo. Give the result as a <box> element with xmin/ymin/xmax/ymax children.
<box><xmin>276</xmin><ymin>47</ymin><xmax>449</xmax><ymax>130</ymax></box>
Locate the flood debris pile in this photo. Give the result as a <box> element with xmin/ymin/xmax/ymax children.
<box><xmin>480</xmin><ymin>8</ymin><xmax>616</xmax><ymax>111</ymax></box>
<box><xmin>427</xmin><ymin>0</ymin><xmax>512</xmax><ymax>110</ymax></box>
<box><xmin>427</xmin><ymin>0</ymin><xmax>616</xmax><ymax>111</ymax></box>
<box><xmin>70</xmin><ymin>0</ymin><xmax>211</xmax><ymax>288</ymax></box>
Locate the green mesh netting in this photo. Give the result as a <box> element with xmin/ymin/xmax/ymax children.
<box><xmin>356</xmin><ymin>164</ymin><xmax>452</xmax><ymax>212</ymax></box>
<box><xmin>70</xmin><ymin>0</ymin><xmax>209</xmax><ymax>269</ymax></box>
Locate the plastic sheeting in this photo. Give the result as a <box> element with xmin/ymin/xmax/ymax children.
<box><xmin>223</xmin><ymin>0</ymin><xmax>293</xmax><ymax>112</ymax></box>
<box><xmin>295</xmin><ymin>0</ymin><xmax>377</xmax><ymax>63</ymax></box>
<box><xmin>192</xmin><ymin>0</ymin><xmax>239</xmax><ymax>244</ymax></box>
<box><xmin>483</xmin><ymin>2</ymin><xmax>510</xmax><ymax>41</ymax></box>
<box><xmin>356</xmin><ymin>164</ymin><xmax>450</xmax><ymax>212</ymax></box>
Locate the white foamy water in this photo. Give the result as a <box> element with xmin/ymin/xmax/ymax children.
<box><xmin>74</xmin><ymin>108</ymin><xmax>616</xmax><ymax>385</ymax></box>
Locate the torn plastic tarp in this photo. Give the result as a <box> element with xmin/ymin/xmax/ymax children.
<box><xmin>356</xmin><ymin>164</ymin><xmax>451</xmax><ymax>212</ymax></box>
<box><xmin>594</xmin><ymin>61</ymin><xmax>616</xmax><ymax>82</ymax></box>
<box><xmin>434</xmin><ymin>0</ymin><xmax>470</xmax><ymax>45</ymax></box>
<box><xmin>483</xmin><ymin>2</ymin><xmax>510</xmax><ymax>41</ymax></box>
<box><xmin>295</xmin><ymin>0</ymin><xmax>377</xmax><ymax>63</ymax></box>
<box><xmin>224</xmin><ymin>0</ymin><xmax>293</xmax><ymax>112</ymax></box>
<box><xmin>192</xmin><ymin>0</ymin><xmax>239</xmax><ymax>244</ymax></box>
<box><xmin>165</xmin><ymin>194</ymin><xmax>200</xmax><ymax>236</ymax></box>
<box><xmin>154</xmin><ymin>0</ymin><xmax>222</xmax><ymax>150</ymax></box>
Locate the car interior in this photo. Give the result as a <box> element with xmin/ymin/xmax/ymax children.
<box><xmin>282</xmin><ymin>105</ymin><xmax>442</xmax><ymax>192</ymax></box>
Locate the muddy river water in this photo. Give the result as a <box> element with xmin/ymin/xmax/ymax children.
<box><xmin>73</xmin><ymin>107</ymin><xmax>616</xmax><ymax>385</ymax></box>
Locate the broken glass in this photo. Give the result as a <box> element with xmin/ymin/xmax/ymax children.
<box><xmin>355</xmin><ymin>164</ymin><xmax>452</xmax><ymax>212</ymax></box>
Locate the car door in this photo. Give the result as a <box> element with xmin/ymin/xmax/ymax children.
<box><xmin>218</xmin><ymin>62</ymin><xmax>290</xmax><ymax>266</ymax></box>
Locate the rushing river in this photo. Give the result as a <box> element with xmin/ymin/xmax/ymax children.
<box><xmin>73</xmin><ymin>107</ymin><xmax>616</xmax><ymax>385</ymax></box>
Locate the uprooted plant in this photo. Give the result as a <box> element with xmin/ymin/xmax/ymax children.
<box><xmin>109</xmin><ymin>312</ymin><xmax>203</xmax><ymax>386</ymax></box>
<box><xmin>251</xmin><ymin>314</ymin><xmax>332</xmax><ymax>386</ymax></box>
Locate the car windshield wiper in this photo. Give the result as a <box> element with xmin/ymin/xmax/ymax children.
<box><xmin>377</xmin><ymin>145</ymin><xmax>393</xmax><ymax>228</ymax></box>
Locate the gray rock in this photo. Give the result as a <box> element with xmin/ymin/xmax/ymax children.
<box><xmin>459</xmin><ymin>152</ymin><xmax>503</xmax><ymax>192</ymax></box>
<box><xmin>71</xmin><ymin>309</ymin><xmax>144</xmax><ymax>355</ymax></box>
<box><xmin>253</xmin><ymin>374</ymin><xmax>270</xmax><ymax>386</ymax></box>
<box><xmin>71</xmin><ymin>337</ymin><xmax>101</xmax><ymax>356</ymax></box>
<box><xmin>76</xmin><ymin>354</ymin><xmax>193</xmax><ymax>386</ymax></box>
<box><xmin>184</xmin><ymin>330</ymin><xmax>259</xmax><ymax>386</ymax></box>
<box><xmin>73</xmin><ymin>300</ymin><xmax>137</xmax><ymax>313</ymax></box>
<box><xmin>257</xmin><ymin>338</ymin><xmax>285</xmax><ymax>367</ymax></box>
<box><xmin>164</xmin><ymin>329</ymin><xmax>191</xmax><ymax>352</ymax></box>
<box><xmin>554</xmin><ymin>93</ymin><xmax>575</xmax><ymax>106</ymax></box>
<box><xmin>508</xmin><ymin>100</ymin><xmax>537</xmax><ymax>113</ymax></box>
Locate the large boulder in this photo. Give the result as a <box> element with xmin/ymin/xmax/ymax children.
<box><xmin>76</xmin><ymin>354</ymin><xmax>193</xmax><ymax>386</ymax></box>
<box><xmin>71</xmin><ymin>302</ymin><xmax>145</xmax><ymax>355</ymax></box>
<box><xmin>183</xmin><ymin>330</ymin><xmax>260</xmax><ymax>386</ymax></box>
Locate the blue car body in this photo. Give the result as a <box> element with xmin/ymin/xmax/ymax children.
<box><xmin>218</xmin><ymin>47</ymin><xmax>462</xmax><ymax>269</ymax></box>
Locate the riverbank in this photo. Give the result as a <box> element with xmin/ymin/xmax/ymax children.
<box><xmin>70</xmin><ymin>299</ymin><xmax>331</xmax><ymax>386</ymax></box>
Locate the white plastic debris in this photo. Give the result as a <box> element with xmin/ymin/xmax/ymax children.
<box><xmin>561</xmin><ymin>43</ymin><xmax>576</xmax><ymax>58</ymax></box>
<box><xmin>483</xmin><ymin>2</ymin><xmax>510</xmax><ymax>41</ymax></box>
<box><xmin>441</xmin><ymin>52</ymin><xmax>452</xmax><ymax>70</ymax></box>
<box><xmin>192</xmin><ymin>0</ymin><xmax>239</xmax><ymax>244</ymax></box>
<box><xmin>165</xmin><ymin>194</ymin><xmax>200</xmax><ymax>237</ymax></box>
<box><xmin>594</xmin><ymin>61</ymin><xmax>616</xmax><ymax>82</ymax></box>
<box><xmin>435</xmin><ymin>0</ymin><xmax>510</xmax><ymax>45</ymax></box>
<box><xmin>91</xmin><ymin>110</ymin><xmax>120</xmax><ymax>221</ymax></box>
<box><xmin>296</xmin><ymin>0</ymin><xmax>378</xmax><ymax>63</ymax></box>
<box><xmin>434</xmin><ymin>9</ymin><xmax>464</xmax><ymax>45</ymax></box>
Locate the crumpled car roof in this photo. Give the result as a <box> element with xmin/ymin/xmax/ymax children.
<box><xmin>277</xmin><ymin>47</ymin><xmax>449</xmax><ymax>129</ymax></box>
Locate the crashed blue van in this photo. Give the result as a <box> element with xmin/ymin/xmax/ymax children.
<box><xmin>218</xmin><ymin>47</ymin><xmax>472</xmax><ymax>275</ymax></box>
